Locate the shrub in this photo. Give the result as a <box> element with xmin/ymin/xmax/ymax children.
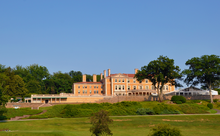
<box><xmin>188</xmin><ymin>100</ymin><xmax>201</xmax><ymax>103</ymax></box>
<box><xmin>136</xmin><ymin>108</ymin><xmax>147</xmax><ymax>115</ymax></box>
<box><xmin>60</xmin><ymin>105</ymin><xmax>79</xmax><ymax>118</ymax></box>
<box><xmin>176</xmin><ymin>101</ymin><xmax>182</xmax><ymax>104</ymax></box>
<box><xmin>207</xmin><ymin>103</ymin><xmax>213</xmax><ymax>109</ymax></box>
<box><xmin>90</xmin><ymin>110</ymin><xmax>113</xmax><ymax>136</ymax></box>
<box><xmin>145</xmin><ymin>108</ymin><xmax>155</xmax><ymax>115</ymax></box>
<box><xmin>213</xmin><ymin>99</ymin><xmax>218</xmax><ymax>103</ymax></box>
<box><xmin>152</xmin><ymin>104</ymin><xmax>180</xmax><ymax>115</ymax></box>
<box><xmin>149</xmin><ymin>124</ymin><xmax>182</xmax><ymax>136</ymax></box>
<box><xmin>171</xmin><ymin>96</ymin><xmax>186</xmax><ymax>103</ymax></box>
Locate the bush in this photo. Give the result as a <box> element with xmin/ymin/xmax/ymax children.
<box><xmin>171</xmin><ymin>96</ymin><xmax>186</xmax><ymax>103</ymax></box>
<box><xmin>153</xmin><ymin>104</ymin><xmax>180</xmax><ymax>115</ymax></box>
<box><xmin>136</xmin><ymin>108</ymin><xmax>155</xmax><ymax>115</ymax></box>
<box><xmin>213</xmin><ymin>99</ymin><xmax>218</xmax><ymax>103</ymax></box>
<box><xmin>149</xmin><ymin>124</ymin><xmax>182</xmax><ymax>136</ymax></box>
<box><xmin>136</xmin><ymin>108</ymin><xmax>147</xmax><ymax>115</ymax></box>
<box><xmin>145</xmin><ymin>108</ymin><xmax>155</xmax><ymax>115</ymax></box>
<box><xmin>176</xmin><ymin>101</ymin><xmax>182</xmax><ymax>104</ymax></box>
<box><xmin>207</xmin><ymin>103</ymin><xmax>213</xmax><ymax>109</ymax></box>
<box><xmin>188</xmin><ymin>100</ymin><xmax>201</xmax><ymax>103</ymax></box>
<box><xmin>90</xmin><ymin>110</ymin><xmax>113</xmax><ymax>136</ymax></box>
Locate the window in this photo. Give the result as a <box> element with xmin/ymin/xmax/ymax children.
<box><xmin>83</xmin><ymin>86</ymin><xmax>84</xmax><ymax>88</ymax></box>
<box><xmin>127</xmin><ymin>79</ymin><xmax>130</xmax><ymax>83</ymax></box>
<box><xmin>97</xmin><ymin>91</ymin><xmax>98</xmax><ymax>94</ymax></box>
<box><xmin>122</xmin><ymin>85</ymin><xmax>125</xmax><ymax>90</ymax></box>
<box><xmin>122</xmin><ymin>79</ymin><xmax>124</xmax><ymax>82</ymax></box>
<box><xmin>119</xmin><ymin>79</ymin><xmax>121</xmax><ymax>82</ymax></box>
<box><xmin>94</xmin><ymin>86</ymin><xmax>96</xmax><ymax>88</ymax></box>
<box><xmin>97</xmin><ymin>86</ymin><xmax>98</xmax><ymax>88</ymax></box>
<box><xmin>128</xmin><ymin>86</ymin><xmax>130</xmax><ymax>90</ymax></box>
<box><xmin>134</xmin><ymin>86</ymin><xmax>136</xmax><ymax>90</ymax></box>
<box><xmin>83</xmin><ymin>90</ymin><xmax>85</xmax><ymax>94</ymax></box>
<box><xmin>133</xmin><ymin>80</ymin><xmax>136</xmax><ymax>83</ymax></box>
<box><xmin>85</xmin><ymin>90</ymin><xmax>87</xmax><ymax>94</ymax></box>
<box><xmin>119</xmin><ymin>85</ymin><xmax>121</xmax><ymax>90</ymax></box>
<box><xmin>115</xmin><ymin>79</ymin><xmax>117</xmax><ymax>82</ymax></box>
<box><xmin>166</xmin><ymin>85</ymin><xmax>168</xmax><ymax>90</ymax></box>
<box><xmin>115</xmin><ymin>85</ymin><xmax>117</xmax><ymax>90</ymax></box>
<box><xmin>94</xmin><ymin>90</ymin><xmax>96</xmax><ymax>94</ymax></box>
<box><xmin>78</xmin><ymin>90</ymin><xmax>80</xmax><ymax>94</ymax></box>
<box><xmin>163</xmin><ymin>86</ymin><xmax>165</xmax><ymax>90</ymax></box>
<box><xmin>139</xmin><ymin>80</ymin><xmax>142</xmax><ymax>83</ymax></box>
<box><xmin>139</xmin><ymin>86</ymin><xmax>142</xmax><ymax>90</ymax></box>
<box><xmin>78</xmin><ymin>86</ymin><xmax>80</xmax><ymax>88</ymax></box>
<box><xmin>90</xmin><ymin>86</ymin><xmax>91</xmax><ymax>88</ymax></box>
<box><xmin>90</xmin><ymin>90</ymin><xmax>92</xmax><ymax>94</ymax></box>
<box><xmin>145</xmin><ymin>85</ymin><xmax>149</xmax><ymax>89</ymax></box>
<box><xmin>85</xmin><ymin>86</ymin><xmax>87</xmax><ymax>88</ymax></box>
<box><xmin>145</xmin><ymin>79</ymin><xmax>148</xmax><ymax>83</ymax></box>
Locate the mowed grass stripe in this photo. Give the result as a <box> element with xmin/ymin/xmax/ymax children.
<box><xmin>1</xmin><ymin>115</ymin><xmax>220</xmax><ymax>136</ymax></box>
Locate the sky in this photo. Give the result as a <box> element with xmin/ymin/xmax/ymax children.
<box><xmin>0</xmin><ymin>0</ymin><xmax>220</xmax><ymax>83</ymax></box>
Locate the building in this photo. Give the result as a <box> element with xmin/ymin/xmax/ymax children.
<box><xmin>30</xmin><ymin>68</ymin><xmax>176</xmax><ymax>103</ymax></box>
<box><xmin>173</xmin><ymin>87</ymin><xmax>218</xmax><ymax>96</ymax></box>
<box><xmin>72</xmin><ymin>68</ymin><xmax>175</xmax><ymax>96</ymax></box>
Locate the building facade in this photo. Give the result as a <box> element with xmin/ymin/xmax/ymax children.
<box><xmin>73</xmin><ymin>69</ymin><xmax>175</xmax><ymax>96</ymax></box>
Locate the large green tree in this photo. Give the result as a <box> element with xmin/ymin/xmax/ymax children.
<box><xmin>69</xmin><ymin>70</ymin><xmax>82</xmax><ymax>82</ymax></box>
<box><xmin>135</xmin><ymin>56</ymin><xmax>182</xmax><ymax>102</ymax></box>
<box><xmin>182</xmin><ymin>55</ymin><xmax>220</xmax><ymax>103</ymax></box>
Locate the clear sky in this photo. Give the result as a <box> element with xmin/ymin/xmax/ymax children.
<box><xmin>1</xmin><ymin>0</ymin><xmax>220</xmax><ymax>79</ymax></box>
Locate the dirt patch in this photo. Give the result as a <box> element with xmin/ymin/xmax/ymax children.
<box><xmin>162</xmin><ymin>119</ymin><xmax>193</xmax><ymax>122</ymax></box>
<box><xmin>113</xmin><ymin>119</ymin><xmax>132</xmax><ymax>122</ymax></box>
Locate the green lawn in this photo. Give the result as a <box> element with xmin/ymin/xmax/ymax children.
<box><xmin>0</xmin><ymin>115</ymin><xmax>220</xmax><ymax>136</ymax></box>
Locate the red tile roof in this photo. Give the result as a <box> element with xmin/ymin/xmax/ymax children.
<box><xmin>74</xmin><ymin>82</ymin><xmax>102</xmax><ymax>84</ymax></box>
<box><xmin>107</xmin><ymin>74</ymin><xmax>135</xmax><ymax>77</ymax></box>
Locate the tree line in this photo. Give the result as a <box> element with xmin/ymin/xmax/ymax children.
<box><xmin>135</xmin><ymin>54</ymin><xmax>220</xmax><ymax>103</ymax></box>
<box><xmin>0</xmin><ymin>64</ymin><xmax>102</xmax><ymax>99</ymax></box>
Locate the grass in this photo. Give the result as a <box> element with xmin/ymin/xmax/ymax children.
<box><xmin>0</xmin><ymin>115</ymin><xmax>220</xmax><ymax>136</ymax></box>
<box><xmin>3</xmin><ymin>108</ymin><xmax>43</xmax><ymax>119</ymax></box>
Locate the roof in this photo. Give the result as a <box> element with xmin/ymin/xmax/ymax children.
<box><xmin>74</xmin><ymin>82</ymin><xmax>102</xmax><ymax>84</ymax></box>
<box><xmin>107</xmin><ymin>74</ymin><xmax>135</xmax><ymax>78</ymax></box>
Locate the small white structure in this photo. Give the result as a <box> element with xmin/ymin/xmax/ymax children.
<box><xmin>174</xmin><ymin>87</ymin><xmax>218</xmax><ymax>96</ymax></box>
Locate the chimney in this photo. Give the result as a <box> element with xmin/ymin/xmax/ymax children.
<box><xmin>82</xmin><ymin>74</ymin><xmax>86</xmax><ymax>82</ymax></box>
<box><xmin>104</xmin><ymin>70</ymin><xmax>106</xmax><ymax>78</ymax></box>
<box><xmin>135</xmin><ymin>68</ymin><xmax>138</xmax><ymax>74</ymax></box>
<box><xmin>93</xmin><ymin>74</ymin><xmax>97</xmax><ymax>82</ymax></box>
<box><xmin>100</xmin><ymin>73</ymin><xmax>103</xmax><ymax>80</ymax></box>
<box><xmin>108</xmin><ymin>69</ymin><xmax>111</xmax><ymax>76</ymax></box>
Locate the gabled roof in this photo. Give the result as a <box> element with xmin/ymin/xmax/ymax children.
<box><xmin>107</xmin><ymin>74</ymin><xmax>135</xmax><ymax>78</ymax></box>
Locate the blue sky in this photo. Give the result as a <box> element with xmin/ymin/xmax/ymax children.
<box><xmin>0</xmin><ymin>0</ymin><xmax>219</xmax><ymax>80</ymax></box>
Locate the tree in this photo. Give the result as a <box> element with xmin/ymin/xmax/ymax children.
<box><xmin>135</xmin><ymin>56</ymin><xmax>182</xmax><ymax>102</ymax></box>
<box><xmin>90</xmin><ymin>110</ymin><xmax>113</xmax><ymax>136</ymax></box>
<box><xmin>4</xmin><ymin>68</ymin><xmax>28</xmax><ymax>100</ymax></box>
<box><xmin>26</xmin><ymin>80</ymin><xmax>42</xmax><ymax>94</ymax></box>
<box><xmin>69</xmin><ymin>70</ymin><xmax>82</xmax><ymax>82</ymax></box>
<box><xmin>182</xmin><ymin>55</ymin><xmax>220</xmax><ymax>103</ymax></box>
<box><xmin>148</xmin><ymin>124</ymin><xmax>182</xmax><ymax>136</ymax></box>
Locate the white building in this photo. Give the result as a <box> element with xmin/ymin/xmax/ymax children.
<box><xmin>174</xmin><ymin>87</ymin><xmax>218</xmax><ymax>96</ymax></box>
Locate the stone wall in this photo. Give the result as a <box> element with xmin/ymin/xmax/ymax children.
<box><xmin>6</xmin><ymin>103</ymin><xmax>43</xmax><ymax>108</ymax></box>
<box><xmin>6</xmin><ymin>95</ymin><xmax>220</xmax><ymax>108</ymax></box>
<box><xmin>97</xmin><ymin>95</ymin><xmax>220</xmax><ymax>103</ymax></box>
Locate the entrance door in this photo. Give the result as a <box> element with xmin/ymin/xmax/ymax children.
<box><xmin>45</xmin><ymin>100</ymin><xmax>49</xmax><ymax>104</ymax></box>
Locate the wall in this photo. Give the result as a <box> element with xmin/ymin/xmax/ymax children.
<box><xmin>6</xmin><ymin>103</ymin><xmax>42</xmax><ymax>108</ymax></box>
<box><xmin>97</xmin><ymin>95</ymin><xmax>220</xmax><ymax>103</ymax></box>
